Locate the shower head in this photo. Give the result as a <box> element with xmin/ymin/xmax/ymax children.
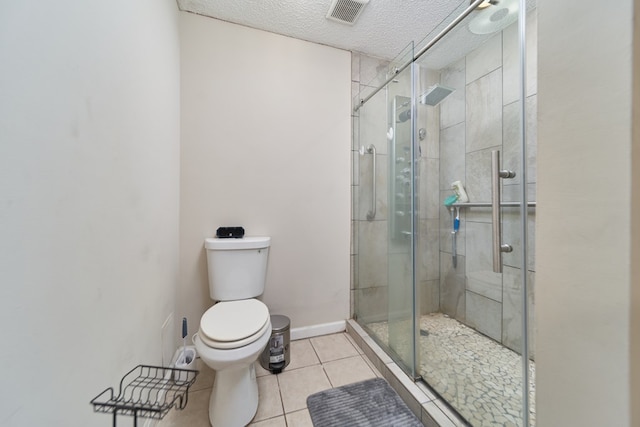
<box><xmin>420</xmin><ymin>84</ymin><xmax>455</xmax><ymax>106</ymax></box>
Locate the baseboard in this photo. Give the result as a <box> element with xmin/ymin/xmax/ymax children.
<box><xmin>290</xmin><ymin>320</ymin><xmax>346</xmax><ymax>340</ymax></box>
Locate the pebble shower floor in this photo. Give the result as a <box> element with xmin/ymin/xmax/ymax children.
<box><xmin>368</xmin><ymin>313</ymin><xmax>535</xmax><ymax>427</ymax></box>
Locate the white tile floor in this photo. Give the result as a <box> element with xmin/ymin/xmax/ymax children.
<box><xmin>159</xmin><ymin>333</ymin><xmax>382</xmax><ymax>427</ymax></box>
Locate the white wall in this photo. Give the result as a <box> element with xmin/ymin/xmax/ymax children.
<box><xmin>0</xmin><ymin>1</ymin><xmax>180</xmax><ymax>426</ymax></box>
<box><xmin>537</xmin><ymin>0</ymin><xmax>637</xmax><ymax>425</ymax></box>
<box><xmin>179</xmin><ymin>13</ymin><xmax>351</xmax><ymax>335</ymax></box>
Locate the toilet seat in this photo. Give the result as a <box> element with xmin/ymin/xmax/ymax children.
<box><xmin>199</xmin><ymin>299</ymin><xmax>270</xmax><ymax>350</ymax></box>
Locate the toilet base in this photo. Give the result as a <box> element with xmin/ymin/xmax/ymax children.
<box><xmin>208</xmin><ymin>363</ymin><xmax>259</xmax><ymax>427</ymax></box>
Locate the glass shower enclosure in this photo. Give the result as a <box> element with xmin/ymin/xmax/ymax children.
<box><xmin>353</xmin><ymin>0</ymin><xmax>536</xmax><ymax>425</ymax></box>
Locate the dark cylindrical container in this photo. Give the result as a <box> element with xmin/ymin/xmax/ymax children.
<box><xmin>260</xmin><ymin>315</ymin><xmax>290</xmax><ymax>374</ymax></box>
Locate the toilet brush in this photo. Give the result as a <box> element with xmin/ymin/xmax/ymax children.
<box><xmin>181</xmin><ymin>317</ymin><xmax>191</xmax><ymax>364</ymax></box>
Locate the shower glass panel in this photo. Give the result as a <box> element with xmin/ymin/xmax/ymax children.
<box><xmin>353</xmin><ymin>0</ymin><xmax>536</xmax><ymax>426</ymax></box>
<box><xmin>413</xmin><ymin>1</ymin><xmax>536</xmax><ymax>425</ymax></box>
<box><xmin>355</xmin><ymin>42</ymin><xmax>418</xmax><ymax>377</ymax></box>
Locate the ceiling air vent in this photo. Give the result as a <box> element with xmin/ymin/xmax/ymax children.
<box><xmin>326</xmin><ymin>0</ymin><xmax>370</xmax><ymax>25</ymax></box>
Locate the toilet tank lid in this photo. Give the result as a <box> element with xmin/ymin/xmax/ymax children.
<box><xmin>204</xmin><ymin>236</ymin><xmax>271</xmax><ymax>250</ymax></box>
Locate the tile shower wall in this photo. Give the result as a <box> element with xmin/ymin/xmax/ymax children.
<box><xmin>417</xmin><ymin>68</ymin><xmax>442</xmax><ymax>316</ymax></box>
<box><xmin>437</xmin><ymin>11</ymin><xmax>537</xmax><ymax>357</ymax></box>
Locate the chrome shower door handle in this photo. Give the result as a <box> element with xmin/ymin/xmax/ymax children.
<box><xmin>361</xmin><ymin>144</ymin><xmax>376</xmax><ymax>221</ymax></box>
<box><xmin>491</xmin><ymin>150</ymin><xmax>515</xmax><ymax>273</ymax></box>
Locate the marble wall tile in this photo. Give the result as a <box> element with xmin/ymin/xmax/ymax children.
<box><xmin>465</xmin><ymin>221</ymin><xmax>496</xmax><ymax>273</ymax></box>
<box><xmin>463</xmin><ymin>206</ymin><xmax>492</xmax><ymax>228</ymax></box>
<box><xmin>418</xmin><ymin>218</ymin><xmax>440</xmax><ymax>281</ymax></box>
<box><xmin>420</xmin><ymin>279</ymin><xmax>440</xmax><ymax>315</ymax></box>
<box><xmin>440</xmin><ymin>58</ymin><xmax>466</xmax><ymax>129</ymax></box>
<box><xmin>465</xmin><ymin>219</ymin><xmax>502</xmax><ymax>302</ymax></box>
<box><xmin>502</xmin><ymin>95</ymin><xmax>538</xmax><ymax>185</ymax></box>
<box><xmin>420</xmin><ymin>67</ymin><xmax>442</xmax><ymax>95</ymax></box>
<box><xmin>439</xmin><ymin>122</ymin><xmax>466</xmax><ymax>190</ymax></box>
<box><xmin>502</xmin><ymin>266</ymin><xmax>536</xmax><ymax>358</ymax></box>
<box><xmin>352</xmin><ymin>114</ymin><xmax>360</xmax><ymax>151</ymax></box>
<box><xmin>356</xmin><ymin>219</ymin><xmax>388</xmax><ymax>288</ymax></box>
<box><xmin>502</xmin><ymin>182</ymin><xmax>536</xmax><ymax>203</ymax></box>
<box><xmin>419</xmin><ymin>158</ymin><xmax>440</xmax><ymax>220</ymax></box>
<box><xmin>466</xmin><ymin>269</ymin><xmax>502</xmax><ymax>302</ymax></box>
<box><xmin>351</xmin><ymin>81</ymin><xmax>361</xmax><ymax>107</ymax></box>
<box><xmin>355</xmin><ymin>286</ymin><xmax>389</xmax><ymax>323</ymax></box>
<box><xmin>466</xmin><ymin>33</ymin><xmax>502</xmax><ymax>84</ymax></box>
<box><xmin>465</xmin><ymin>146</ymin><xmax>501</xmax><ymax>206</ymax></box>
<box><xmin>424</xmin><ymin>108</ymin><xmax>440</xmax><ymax>160</ymax></box>
<box><xmin>359</xmin><ymin>54</ymin><xmax>390</xmax><ymax>88</ymax></box>
<box><xmin>501</xmin><ymin>182</ymin><xmax>536</xmax><ymax>271</ymax></box>
<box><xmin>465</xmin><ymin>291</ymin><xmax>502</xmax><ymax>342</ymax></box>
<box><xmin>388</xmin><ymin>252</ymin><xmax>413</xmax><ymax>319</ymax></box>
<box><xmin>358</xmin><ymin>152</ymin><xmax>388</xmax><ymax>220</ymax></box>
<box><xmin>440</xmin><ymin>253</ymin><xmax>466</xmax><ymax>322</ymax></box>
<box><xmin>503</xmin><ymin>9</ymin><xmax>538</xmax><ymax>105</ymax></box>
<box><xmin>358</xmin><ymin>89</ymin><xmax>388</xmax><ymax>155</ymax></box>
<box><xmin>388</xmin><ymin>67</ymin><xmax>413</xmax><ymax>103</ymax></box>
<box><xmin>419</xmin><ymin>67</ymin><xmax>441</xmax><ymax>159</ymax></box>
<box><xmin>501</xmin><ymin>207</ymin><xmax>536</xmax><ymax>272</ymax></box>
<box><xmin>466</xmin><ymin>68</ymin><xmax>502</xmax><ymax>153</ymax></box>
<box><xmin>502</xmin><ymin>183</ymin><xmax>537</xmax><ymax>209</ymax></box>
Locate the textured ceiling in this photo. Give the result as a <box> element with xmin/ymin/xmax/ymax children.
<box><xmin>177</xmin><ymin>0</ymin><xmax>469</xmax><ymax>60</ymax></box>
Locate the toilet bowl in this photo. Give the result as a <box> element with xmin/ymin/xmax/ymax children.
<box><xmin>194</xmin><ymin>305</ymin><xmax>271</xmax><ymax>426</ymax></box>
<box><xmin>196</xmin><ymin>298</ymin><xmax>271</xmax><ymax>426</ymax></box>
<box><xmin>199</xmin><ymin>236</ymin><xmax>271</xmax><ymax>426</ymax></box>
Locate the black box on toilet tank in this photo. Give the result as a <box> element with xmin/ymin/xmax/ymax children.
<box><xmin>215</xmin><ymin>226</ymin><xmax>245</xmax><ymax>238</ymax></box>
<box><xmin>260</xmin><ymin>315</ymin><xmax>290</xmax><ymax>374</ymax></box>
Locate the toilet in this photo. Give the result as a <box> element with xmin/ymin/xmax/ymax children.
<box><xmin>194</xmin><ymin>236</ymin><xmax>272</xmax><ymax>427</ymax></box>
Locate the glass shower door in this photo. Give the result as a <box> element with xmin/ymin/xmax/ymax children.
<box><xmin>353</xmin><ymin>1</ymin><xmax>536</xmax><ymax>423</ymax></box>
<box><xmin>413</xmin><ymin>1</ymin><xmax>536</xmax><ymax>425</ymax></box>
<box><xmin>354</xmin><ymin>42</ymin><xmax>418</xmax><ymax>377</ymax></box>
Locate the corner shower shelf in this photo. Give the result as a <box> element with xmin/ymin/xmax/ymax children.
<box><xmin>91</xmin><ymin>364</ymin><xmax>198</xmax><ymax>427</ymax></box>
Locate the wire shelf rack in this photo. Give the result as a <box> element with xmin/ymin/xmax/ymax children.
<box><xmin>91</xmin><ymin>364</ymin><xmax>198</xmax><ymax>427</ymax></box>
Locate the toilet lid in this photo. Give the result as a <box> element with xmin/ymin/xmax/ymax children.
<box><xmin>200</xmin><ymin>299</ymin><xmax>269</xmax><ymax>342</ymax></box>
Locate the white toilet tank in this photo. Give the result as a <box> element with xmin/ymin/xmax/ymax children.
<box><xmin>204</xmin><ymin>236</ymin><xmax>271</xmax><ymax>301</ymax></box>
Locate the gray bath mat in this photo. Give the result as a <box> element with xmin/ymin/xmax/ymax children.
<box><xmin>306</xmin><ymin>377</ymin><xmax>422</xmax><ymax>427</ymax></box>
